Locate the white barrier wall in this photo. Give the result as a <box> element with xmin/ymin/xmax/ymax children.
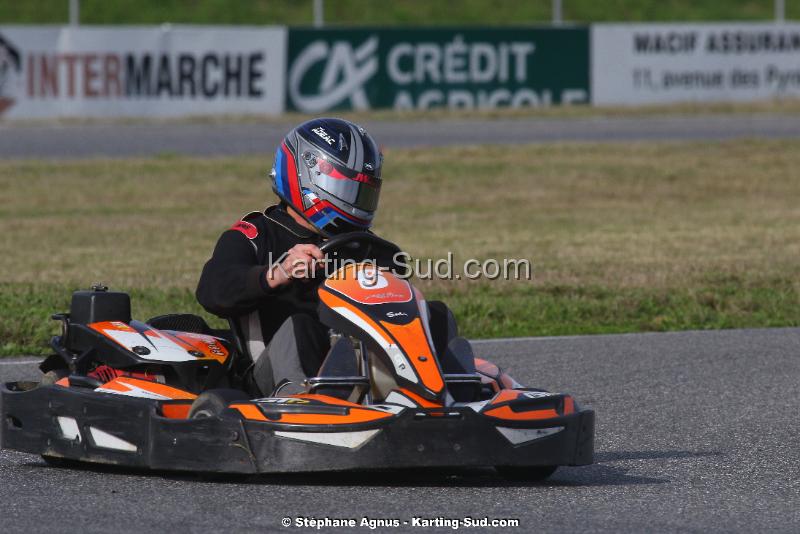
<box><xmin>3</xmin><ymin>24</ymin><xmax>800</xmax><ymax>118</ymax></box>
<box><xmin>592</xmin><ymin>23</ymin><xmax>800</xmax><ymax>105</ymax></box>
<box><xmin>0</xmin><ymin>26</ymin><xmax>286</xmax><ymax>119</ymax></box>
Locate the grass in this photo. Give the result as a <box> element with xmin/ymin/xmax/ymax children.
<box><xmin>8</xmin><ymin>99</ymin><xmax>800</xmax><ymax>127</ymax></box>
<box><xmin>1</xmin><ymin>0</ymin><xmax>797</xmax><ymax>25</ymax></box>
<box><xmin>1</xmin><ymin>139</ymin><xmax>799</xmax><ymax>355</ymax></box>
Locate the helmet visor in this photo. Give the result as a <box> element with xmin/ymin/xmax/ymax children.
<box><xmin>311</xmin><ymin>159</ymin><xmax>381</xmax><ymax>212</ymax></box>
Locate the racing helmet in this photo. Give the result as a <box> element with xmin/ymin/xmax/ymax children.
<box><xmin>270</xmin><ymin>118</ymin><xmax>383</xmax><ymax>236</ymax></box>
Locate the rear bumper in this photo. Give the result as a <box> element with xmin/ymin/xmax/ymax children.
<box><xmin>2</xmin><ymin>383</ymin><xmax>594</xmax><ymax>474</ymax></box>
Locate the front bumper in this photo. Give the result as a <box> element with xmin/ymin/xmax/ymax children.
<box><xmin>1</xmin><ymin>383</ymin><xmax>594</xmax><ymax>474</ymax></box>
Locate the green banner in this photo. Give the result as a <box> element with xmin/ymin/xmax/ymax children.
<box><xmin>287</xmin><ymin>27</ymin><xmax>590</xmax><ymax>112</ymax></box>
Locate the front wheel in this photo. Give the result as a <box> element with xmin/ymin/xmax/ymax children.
<box><xmin>188</xmin><ymin>389</ymin><xmax>250</xmax><ymax>419</ymax></box>
<box><xmin>494</xmin><ymin>465</ymin><xmax>558</xmax><ymax>481</ymax></box>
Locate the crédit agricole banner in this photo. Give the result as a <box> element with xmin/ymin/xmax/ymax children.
<box><xmin>286</xmin><ymin>27</ymin><xmax>590</xmax><ymax>113</ymax></box>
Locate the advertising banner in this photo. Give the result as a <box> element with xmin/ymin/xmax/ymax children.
<box><xmin>592</xmin><ymin>23</ymin><xmax>800</xmax><ymax>105</ymax></box>
<box><xmin>286</xmin><ymin>27</ymin><xmax>589</xmax><ymax>113</ymax></box>
<box><xmin>0</xmin><ymin>25</ymin><xmax>286</xmax><ymax>119</ymax></box>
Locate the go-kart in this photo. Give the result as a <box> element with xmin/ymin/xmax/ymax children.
<box><xmin>0</xmin><ymin>232</ymin><xmax>594</xmax><ymax>479</ymax></box>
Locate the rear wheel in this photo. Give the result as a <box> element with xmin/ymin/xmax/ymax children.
<box><xmin>188</xmin><ymin>389</ymin><xmax>250</xmax><ymax>419</ymax></box>
<box><xmin>494</xmin><ymin>465</ymin><xmax>558</xmax><ymax>481</ymax></box>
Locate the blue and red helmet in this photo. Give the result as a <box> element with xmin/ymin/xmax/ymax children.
<box><xmin>270</xmin><ymin>118</ymin><xmax>383</xmax><ymax>236</ymax></box>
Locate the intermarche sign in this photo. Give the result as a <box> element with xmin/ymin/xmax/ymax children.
<box><xmin>286</xmin><ymin>27</ymin><xmax>590</xmax><ymax>113</ymax></box>
<box><xmin>0</xmin><ymin>26</ymin><xmax>286</xmax><ymax>119</ymax></box>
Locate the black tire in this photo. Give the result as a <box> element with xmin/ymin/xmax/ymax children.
<box><xmin>188</xmin><ymin>389</ymin><xmax>251</xmax><ymax>419</ymax></box>
<box><xmin>39</xmin><ymin>369</ymin><xmax>69</xmax><ymax>387</ymax></box>
<box><xmin>41</xmin><ymin>455</ymin><xmax>80</xmax><ymax>468</ymax></box>
<box><xmin>494</xmin><ymin>465</ymin><xmax>558</xmax><ymax>481</ymax></box>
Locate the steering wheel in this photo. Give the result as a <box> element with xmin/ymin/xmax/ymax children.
<box><xmin>319</xmin><ymin>232</ymin><xmax>406</xmax><ymax>273</ymax></box>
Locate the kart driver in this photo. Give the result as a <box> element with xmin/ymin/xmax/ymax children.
<box><xmin>196</xmin><ymin>118</ymin><xmax>459</xmax><ymax>398</ymax></box>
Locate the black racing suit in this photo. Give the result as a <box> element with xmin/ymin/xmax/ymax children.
<box><xmin>196</xmin><ymin>204</ymin><xmax>330</xmax><ymax>394</ymax></box>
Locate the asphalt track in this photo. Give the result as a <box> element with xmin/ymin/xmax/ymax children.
<box><xmin>1</xmin><ymin>328</ymin><xmax>798</xmax><ymax>533</ymax></box>
<box><xmin>2</xmin><ymin>113</ymin><xmax>800</xmax><ymax>158</ymax></box>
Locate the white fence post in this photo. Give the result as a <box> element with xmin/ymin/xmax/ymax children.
<box><xmin>69</xmin><ymin>0</ymin><xmax>80</xmax><ymax>26</ymax></box>
<box><xmin>552</xmin><ymin>0</ymin><xmax>563</xmax><ymax>25</ymax></box>
<box><xmin>775</xmin><ymin>0</ymin><xmax>785</xmax><ymax>22</ymax></box>
<box><xmin>313</xmin><ymin>0</ymin><xmax>324</xmax><ymax>28</ymax></box>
